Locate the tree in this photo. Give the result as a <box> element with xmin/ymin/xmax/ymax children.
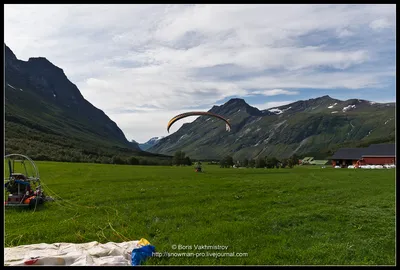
<box><xmin>71</xmin><ymin>156</ymin><xmax>80</xmax><ymax>163</ymax></box>
<box><xmin>249</xmin><ymin>159</ymin><xmax>256</xmax><ymax>168</ymax></box>
<box><xmin>173</xmin><ymin>151</ymin><xmax>186</xmax><ymax>166</ymax></box>
<box><xmin>163</xmin><ymin>159</ymin><xmax>173</xmax><ymax>166</ymax></box>
<box><xmin>220</xmin><ymin>159</ymin><xmax>226</xmax><ymax>168</ymax></box>
<box><xmin>139</xmin><ymin>159</ymin><xmax>148</xmax><ymax>165</ymax></box>
<box><xmin>101</xmin><ymin>156</ymin><xmax>111</xmax><ymax>164</ymax></box>
<box><xmin>255</xmin><ymin>157</ymin><xmax>266</xmax><ymax>168</ymax></box>
<box><xmin>128</xmin><ymin>156</ymin><xmax>139</xmax><ymax>165</ymax></box>
<box><xmin>35</xmin><ymin>154</ymin><xmax>50</xmax><ymax>161</ymax></box>
<box><xmin>184</xmin><ymin>156</ymin><xmax>192</xmax><ymax>166</ymax></box>
<box><xmin>280</xmin><ymin>158</ymin><xmax>288</xmax><ymax>168</ymax></box>
<box><xmin>226</xmin><ymin>156</ymin><xmax>235</xmax><ymax>167</ymax></box>
<box><xmin>112</xmin><ymin>156</ymin><xmax>125</xmax><ymax>165</ymax></box>
<box><xmin>265</xmin><ymin>157</ymin><xmax>279</xmax><ymax>168</ymax></box>
<box><xmin>289</xmin><ymin>154</ymin><xmax>299</xmax><ymax>166</ymax></box>
<box><xmin>225</xmin><ymin>156</ymin><xmax>234</xmax><ymax>167</ymax></box>
<box><xmin>242</xmin><ymin>158</ymin><xmax>249</xmax><ymax>168</ymax></box>
<box><xmin>147</xmin><ymin>160</ymin><xmax>157</xmax><ymax>165</ymax></box>
<box><xmin>265</xmin><ymin>157</ymin><xmax>273</xmax><ymax>168</ymax></box>
<box><xmin>287</xmin><ymin>158</ymin><xmax>295</xmax><ymax>168</ymax></box>
<box><xmin>220</xmin><ymin>156</ymin><xmax>234</xmax><ymax>168</ymax></box>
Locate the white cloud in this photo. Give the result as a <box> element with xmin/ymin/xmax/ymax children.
<box><xmin>369</xmin><ymin>18</ymin><xmax>391</xmax><ymax>30</ymax></box>
<box><xmin>372</xmin><ymin>99</ymin><xmax>396</xmax><ymax>104</ymax></box>
<box><xmin>108</xmin><ymin>109</ymin><xmax>205</xmax><ymax>143</ymax></box>
<box><xmin>237</xmin><ymin>70</ymin><xmax>392</xmax><ymax>90</ymax></box>
<box><xmin>4</xmin><ymin>4</ymin><xmax>396</xmax><ymax>141</ymax></box>
<box><xmin>252</xmin><ymin>89</ymin><xmax>299</xmax><ymax>96</ymax></box>
<box><xmin>252</xmin><ymin>101</ymin><xmax>296</xmax><ymax>110</ymax></box>
<box><xmin>337</xmin><ymin>28</ymin><xmax>354</xmax><ymax>38</ymax></box>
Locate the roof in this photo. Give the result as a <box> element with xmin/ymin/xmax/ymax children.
<box><xmin>362</xmin><ymin>144</ymin><xmax>396</xmax><ymax>157</ymax></box>
<box><xmin>330</xmin><ymin>144</ymin><xmax>396</xmax><ymax>160</ymax></box>
<box><xmin>330</xmin><ymin>148</ymin><xmax>366</xmax><ymax>160</ymax></box>
<box><xmin>310</xmin><ymin>160</ymin><xmax>329</xmax><ymax>165</ymax></box>
<box><xmin>301</xmin><ymin>157</ymin><xmax>314</xmax><ymax>162</ymax></box>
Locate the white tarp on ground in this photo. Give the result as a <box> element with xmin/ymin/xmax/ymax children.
<box><xmin>4</xmin><ymin>240</ymin><xmax>142</xmax><ymax>266</ymax></box>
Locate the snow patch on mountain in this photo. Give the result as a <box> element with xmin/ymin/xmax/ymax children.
<box><xmin>268</xmin><ymin>106</ymin><xmax>291</xmax><ymax>115</ymax></box>
<box><xmin>328</xmin><ymin>103</ymin><xmax>337</xmax><ymax>109</ymax></box>
<box><xmin>342</xmin><ymin>105</ymin><xmax>356</xmax><ymax>112</ymax></box>
<box><xmin>268</xmin><ymin>108</ymin><xmax>283</xmax><ymax>114</ymax></box>
<box><xmin>139</xmin><ymin>136</ymin><xmax>165</xmax><ymax>150</ymax></box>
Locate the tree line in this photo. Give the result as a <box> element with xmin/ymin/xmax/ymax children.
<box><xmin>5</xmin><ymin>138</ymin><xmax>173</xmax><ymax>166</ymax></box>
<box><xmin>172</xmin><ymin>151</ymin><xmax>193</xmax><ymax>166</ymax></box>
<box><xmin>219</xmin><ymin>154</ymin><xmax>300</xmax><ymax>168</ymax></box>
<box><xmin>6</xmin><ymin>135</ymin><xmax>300</xmax><ymax>168</ymax></box>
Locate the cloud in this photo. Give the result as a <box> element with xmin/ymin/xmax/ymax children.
<box><xmin>108</xmin><ymin>109</ymin><xmax>206</xmax><ymax>143</ymax></box>
<box><xmin>369</xmin><ymin>18</ymin><xmax>391</xmax><ymax>30</ymax></box>
<box><xmin>251</xmin><ymin>89</ymin><xmax>299</xmax><ymax>96</ymax></box>
<box><xmin>337</xmin><ymin>28</ymin><xmax>354</xmax><ymax>38</ymax></box>
<box><xmin>4</xmin><ymin>4</ymin><xmax>396</xmax><ymax>141</ymax></box>
<box><xmin>372</xmin><ymin>99</ymin><xmax>396</xmax><ymax>104</ymax></box>
<box><xmin>252</xmin><ymin>101</ymin><xmax>296</xmax><ymax>110</ymax></box>
<box><xmin>237</xmin><ymin>70</ymin><xmax>393</xmax><ymax>90</ymax></box>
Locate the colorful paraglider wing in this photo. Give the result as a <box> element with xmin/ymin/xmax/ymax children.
<box><xmin>167</xmin><ymin>111</ymin><xmax>231</xmax><ymax>133</ymax></box>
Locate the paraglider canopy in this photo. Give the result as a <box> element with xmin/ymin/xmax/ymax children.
<box><xmin>167</xmin><ymin>111</ymin><xmax>231</xmax><ymax>133</ymax></box>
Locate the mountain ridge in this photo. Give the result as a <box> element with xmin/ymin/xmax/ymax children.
<box><xmin>5</xmin><ymin>44</ymin><xmax>171</xmax><ymax>163</ymax></box>
<box><xmin>5</xmin><ymin>44</ymin><xmax>394</xmax><ymax>162</ymax></box>
<box><xmin>149</xmin><ymin>95</ymin><xmax>395</xmax><ymax>160</ymax></box>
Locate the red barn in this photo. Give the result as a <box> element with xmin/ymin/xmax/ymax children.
<box><xmin>330</xmin><ymin>148</ymin><xmax>366</xmax><ymax>167</ymax></box>
<box><xmin>360</xmin><ymin>144</ymin><xmax>396</xmax><ymax>165</ymax></box>
<box><xmin>330</xmin><ymin>143</ymin><xmax>396</xmax><ymax>168</ymax></box>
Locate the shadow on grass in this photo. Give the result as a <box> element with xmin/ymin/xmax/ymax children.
<box><xmin>4</xmin><ymin>204</ymin><xmax>46</xmax><ymax>212</ymax></box>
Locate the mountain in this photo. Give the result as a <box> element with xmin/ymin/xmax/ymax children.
<box><xmin>139</xmin><ymin>137</ymin><xmax>165</xmax><ymax>151</ymax></box>
<box><xmin>5</xmin><ymin>44</ymin><xmax>170</xmax><ymax>163</ymax></box>
<box><xmin>148</xmin><ymin>96</ymin><xmax>395</xmax><ymax>160</ymax></box>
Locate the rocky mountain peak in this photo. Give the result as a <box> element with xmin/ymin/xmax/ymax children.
<box><xmin>317</xmin><ymin>95</ymin><xmax>332</xmax><ymax>100</ymax></box>
<box><xmin>225</xmin><ymin>98</ymin><xmax>248</xmax><ymax>105</ymax></box>
<box><xmin>27</xmin><ymin>56</ymin><xmax>64</xmax><ymax>72</ymax></box>
<box><xmin>210</xmin><ymin>98</ymin><xmax>263</xmax><ymax>116</ymax></box>
<box><xmin>5</xmin><ymin>44</ymin><xmax>140</xmax><ymax>151</ymax></box>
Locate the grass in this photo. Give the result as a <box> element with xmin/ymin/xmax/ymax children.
<box><xmin>4</xmin><ymin>162</ymin><xmax>395</xmax><ymax>265</ymax></box>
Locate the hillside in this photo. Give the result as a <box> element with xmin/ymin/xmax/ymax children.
<box><xmin>148</xmin><ymin>96</ymin><xmax>395</xmax><ymax>160</ymax></box>
<box><xmin>5</xmin><ymin>44</ymin><xmax>170</xmax><ymax>164</ymax></box>
<box><xmin>139</xmin><ymin>137</ymin><xmax>165</xmax><ymax>151</ymax></box>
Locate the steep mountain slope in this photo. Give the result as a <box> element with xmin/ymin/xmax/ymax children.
<box><xmin>5</xmin><ymin>44</ymin><xmax>168</xmax><ymax>162</ymax></box>
<box><xmin>149</xmin><ymin>96</ymin><xmax>395</xmax><ymax>160</ymax></box>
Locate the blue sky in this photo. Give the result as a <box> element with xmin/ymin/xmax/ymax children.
<box><xmin>4</xmin><ymin>4</ymin><xmax>396</xmax><ymax>143</ymax></box>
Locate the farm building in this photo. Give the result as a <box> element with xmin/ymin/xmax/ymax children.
<box><xmin>330</xmin><ymin>143</ymin><xmax>396</xmax><ymax>168</ymax></box>
<box><xmin>300</xmin><ymin>157</ymin><xmax>314</xmax><ymax>165</ymax></box>
<box><xmin>310</xmin><ymin>160</ymin><xmax>329</xmax><ymax>166</ymax></box>
<box><xmin>361</xmin><ymin>144</ymin><xmax>396</xmax><ymax>165</ymax></box>
<box><xmin>300</xmin><ymin>157</ymin><xmax>328</xmax><ymax>165</ymax></box>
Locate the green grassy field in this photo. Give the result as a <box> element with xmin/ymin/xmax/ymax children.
<box><xmin>4</xmin><ymin>162</ymin><xmax>395</xmax><ymax>265</ymax></box>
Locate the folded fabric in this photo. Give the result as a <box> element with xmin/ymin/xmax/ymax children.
<box><xmin>131</xmin><ymin>244</ymin><xmax>155</xmax><ymax>266</ymax></box>
<box><xmin>4</xmin><ymin>240</ymin><xmax>141</xmax><ymax>266</ymax></box>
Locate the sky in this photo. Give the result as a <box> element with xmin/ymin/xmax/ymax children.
<box><xmin>4</xmin><ymin>4</ymin><xmax>396</xmax><ymax>143</ymax></box>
